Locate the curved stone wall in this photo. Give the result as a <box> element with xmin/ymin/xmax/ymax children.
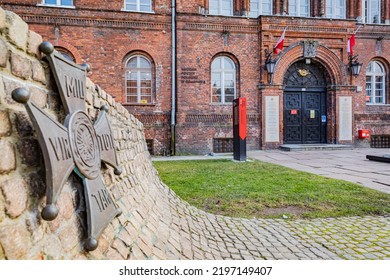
<box><xmin>0</xmin><ymin>7</ymin><xmax>170</xmax><ymax>259</ymax></box>
<box><xmin>2</xmin><ymin>8</ymin><xmax>390</xmax><ymax>261</ymax></box>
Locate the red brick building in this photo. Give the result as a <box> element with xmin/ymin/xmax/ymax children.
<box><xmin>1</xmin><ymin>1</ymin><xmax>390</xmax><ymax>154</ymax></box>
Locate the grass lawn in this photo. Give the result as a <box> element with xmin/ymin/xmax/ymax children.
<box><xmin>153</xmin><ymin>159</ymin><xmax>390</xmax><ymax>219</ymax></box>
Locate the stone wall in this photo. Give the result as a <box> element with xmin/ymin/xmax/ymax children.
<box><xmin>0</xmin><ymin>7</ymin><xmax>192</xmax><ymax>260</ymax></box>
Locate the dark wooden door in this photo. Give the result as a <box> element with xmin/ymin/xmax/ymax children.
<box><xmin>284</xmin><ymin>90</ymin><xmax>327</xmax><ymax>144</ymax></box>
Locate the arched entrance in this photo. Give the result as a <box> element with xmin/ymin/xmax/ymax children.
<box><xmin>283</xmin><ymin>60</ymin><xmax>329</xmax><ymax>144</ymax></box>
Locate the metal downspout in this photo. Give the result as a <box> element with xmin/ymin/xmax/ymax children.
<box><xmin>170</xmin><ymin>0</ymin><xmax>176</xmax><ymax>155</ymax></box>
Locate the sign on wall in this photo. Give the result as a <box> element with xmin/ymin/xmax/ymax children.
<box><xmin>338</xmin><ymin>96</ymin><xmax>353</xmax><ymax>141</ymax></box>
<box><xmin>265</xmin><ymin>96</ymin><xmax>280</xmax><ymax>142</ymax></box>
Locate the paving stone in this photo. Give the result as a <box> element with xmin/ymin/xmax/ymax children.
<box><xmin>5</xmin><ymin>11</ymin><xmax>28</xmax><ymax>50</ymax></box>
<box><xmin>0</xmin><ymin>8</ymin><xmax>5</xmax><ymax>30</ymax></box>
<box><xmin>0</xmin><ymin>38</ymin><xmax>8</xmax><ymax>68</ymax></box>
<box><xmin>11</xmin><ymin>52</ymin><xmax>32</xmax><ymax>79</ymax></box>
<box><xmin>0</xmin><ymin>177</ymin><xmax>27</xmax><ymax>218</ymax></box>
<box><xmin>0</xmin><ymin>140</ymin><xmax>16</xmax><ymax>174</ymax></box>
<box><xmin>0</xmin><ymin>223</ymin><xmax>30</xmax><ymax>259</ymax></box>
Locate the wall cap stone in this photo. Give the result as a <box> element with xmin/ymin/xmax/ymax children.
<box><xmin>5</xmin><ymin>11</ymin><xmax>28</xmax><ymax>51</ymax></box>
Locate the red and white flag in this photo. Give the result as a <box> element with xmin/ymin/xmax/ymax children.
<box><xmin>347</xmin><ymin>33</ymin><xmax>355</xmax><ymax>55</ymax></box>
<box><xmin>273</xmin><ymin>27</ymin><xmax>287</xmax><ymax>54</ymax></box>
<box><xmin>347</xmin><ymin>26</ymin><xmax>362</xmax><ymax>56</ymax></box>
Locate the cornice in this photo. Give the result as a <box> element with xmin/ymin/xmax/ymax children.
<box><xmin>267</xmin><ymin>24</ymin><xmax>349</xmax><ymax>34</ymax></box>
<box><xmin>182</xmin><ymin>22</ymin><xmax>258</xmax><ymax>33</ymax></box>
<box><xmin>21</xmin><ymin>14</ymin><xmax>171</xmax><ymax>30</ymax></box>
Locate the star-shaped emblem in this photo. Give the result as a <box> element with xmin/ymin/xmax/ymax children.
<box><xmin>12</xmin><ymin>42</ymin><xmax>122</xmax><ymax>251</ymax></box>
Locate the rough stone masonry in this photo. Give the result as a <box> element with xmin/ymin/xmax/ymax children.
<box><xmin>1</xmin><ymin>8</ymin><xmax>390</xmax><ymax>260</ymax></box>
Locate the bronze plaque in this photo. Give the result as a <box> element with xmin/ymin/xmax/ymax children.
<box><xmin>12</xmin><ymin>41</ymin><xmax>122</xmax><ymax>251</ymax></box>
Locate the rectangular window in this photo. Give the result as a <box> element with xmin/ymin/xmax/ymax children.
<box><xmin>375</xmin><ymin>76</ymin><xmax>384</xmax><ymax>103</ymax></box>
<box><xmin>289</xmin><ymin>0</ymin><xmax>310</xmax><ymax>17</ymax></box>
<box><xmin>364</xmin><ymin>0</ymin><xmax>381</xmax><ymax>23</ymax></box>
<box><xmin>366</xmin><ymin>76</ymin><xmax>373</xmax><ymax>103</ymax></box>
<box><xmin>212</xmin><ymin>73</ymin><xmax>222</xmax><ymax>103</ymax></box>
<box><xmin>124</xmin><ymin>0</ymin><xmax>152</xmax><ymax>12</ymax></box>
<box><xmin>209</xmin><ymin>0</ymin><xmax>233</xmax><ymax>16</ymax></box>
<box><xmin>325</xmin><ymin>0</ymin><xmax>346</xmax><ymax>19</ymax></box>
<box><xmin>250</xmin><ymin>0</ymin><xmax>273</xmax><ymax>17</ymax></box>
<box><xmin>43</xmin><ymin>0</ymin><xmax>73</xmax><ymax>6</ymax></box>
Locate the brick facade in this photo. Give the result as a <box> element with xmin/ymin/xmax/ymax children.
<box><xmin>1</xmin><ymin>0</ymin><xmax>390</xmax><ymax>154</ymax></box>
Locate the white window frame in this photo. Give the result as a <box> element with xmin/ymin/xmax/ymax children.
<box><xmin>249</xmin><ymin>0</ymin><xmax>273</xmax><ymax>17</ymax></box>
<box><xmin>366</xmin><ymin>61</ymin><xmax>386</xmax><ymax>105</ymax></box>
<box><xmin>363</xmin><ymin>0</ymin><xmax>382</xmax><ymax>23</ymax></box>
<box><xmin>123</xmin><ymin>0</ymin><xmax>153</xmax><ymax>13</ymax></box>
<box><xmin>288</xmin><ymin>0</ymin><xmax>310</xmax><ymax>17</ymax></box>
<box><xmin>40</xmin><ymin>0</ymin><xmax>74</xmax><ymax>8</ymax></box>
<box><xmin>325</xmin><ymin>0</ymin><xmax>346</xmax><ymax>19</ymax></box>
<box><xmin>211</xmin><ymin>56</ymin><xmax>236</xmax><ymax>104</ymax></box>
<box><xmin>209</xmin><ymin>0</ymin><xmax>233</xmax><ymax>16</ymax></box>
<box><xmin>125</xmin><ymin>55</ymin><xmax>153</xmax><ymax>104</ymax></box>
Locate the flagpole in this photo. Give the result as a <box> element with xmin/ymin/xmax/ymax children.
<box><xmin>354</xmin><ymin>25</ymin><xmax>363</xmax><ymax>34</ymax></box>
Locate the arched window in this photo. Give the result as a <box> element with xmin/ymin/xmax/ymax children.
<box><xmin>125</xmin><ymin>55</ymin><xmax>153</xmax><ymax>104</ymax></box>
<box><xmin>363</xmin><ymin>0</ymin><xmax>381</xmax><ymax>23</ymax></box>
<box><xmin>209</xmin><ymin>0</ymin><xmax>233</xmax><ymax>16</ymax></box>
<box><xmin>55</xmin><ymin>47</ymin><xmax>76</xmax><ymax>62</ymax></box>
<box><xmin>211</xmin><ymin>56</ymin><xmax>236</xmax><ymax>104</ymax></box>
<box><xmin>250</xmin><ymin>0</ymin><xmax>273</xmax><ymax>17</ymax></box>
<box><xmin>325</xmin><ymin>0</ymin><xmax>346</xmax><ymax>19</ymax></box>
<box><xmin>288</xmin><ymin>0</ymin><xmax>310</xmax><ymax>17</ymax></box>
<box><xmin>366</xmin><ymin>61</ymin><xmax>386</xmax><ymax>104</ymax></box>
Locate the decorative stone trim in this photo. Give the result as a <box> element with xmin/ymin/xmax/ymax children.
<box><xmin>21</xmin><ymin>15</ymin><xmax>170</xmax><ymax>31</ymax></box>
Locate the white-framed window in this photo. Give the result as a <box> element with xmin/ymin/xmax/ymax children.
<box><xmin>124</xmin><ymin>0</ymin><xmax>152</xmax><ymax>12</ymax></box>
<box><xmin>289</xmin><ymin>0</ymin><xmax>310</xmax><ymax>17</ymax></box>
<box><xmin>209</xmin><ymin>0</ymin><xmax>233</xmax><ymax>16</ymax></box>
<box><xmin>363</xmin><ymin>0</ymin><xmax>381</xmax><ymax>23</ymax></box>
<box><xmin>366</xmin><ymin>61</ymin><xmax>386</xmax><ymax>104</ymax></box>
<box><xmin>249</xmin><ymin>0</ymin><xmax>273</xmax><ymax>17</ymax></box>
<box><xmin>325</xmin><ymin>0</ymin><xmax>346</xmax><ymax>19</ymax></box>
<box><xmin>125</xmin><ymin>55</ymin><xmax>153</xmax><ymax>104</ymax></box>
<box><xmin>43</xmin><ymin>0</ymin><xmax>73</xmax><ymax>6</ymax></box>
<box><xmin>211</xmin><ymin>56</ymin><xmax>236</xmax><ymax>104</ymax></box>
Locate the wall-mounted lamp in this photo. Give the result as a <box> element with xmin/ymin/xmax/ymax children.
<box><xmin>264</xmin><ymin>49</ymin><xmax>277</xmax><ymax>74</ymax></box>
<box><xmin>349</xmin><ymin>55</ymin><xmax>362</xmax><ymax>76</ymax></box>
<box><xmin>265</xmin><ymin>58</ymin><xmax>277</xmax><ymax>74</ymax></box>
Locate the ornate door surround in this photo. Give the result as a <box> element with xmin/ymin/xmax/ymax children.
<box><xmin>283</xmin><ymin>60</ymin><xmax>328</xmax><ymax>144</ymax></box>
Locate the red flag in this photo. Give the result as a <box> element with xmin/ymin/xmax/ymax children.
<box><xmin>273</xmin><ymin>28</ymin><xmax>287</xmax><ymax>54</ymax></box>
<box><xmin>347</xmin><ymin>33</ymin><xmax>355</xmax><ymax>55</ymax></box>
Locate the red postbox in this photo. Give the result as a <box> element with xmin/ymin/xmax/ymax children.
<box><xmin>233</xmin><ymin>98</ymin><xmax>247</xmax><ymax>161</ymax></box>
<box><xmin>358</xmin><ymin>129</ymin><xmax>370</xmax><ymax>139</ymax></box>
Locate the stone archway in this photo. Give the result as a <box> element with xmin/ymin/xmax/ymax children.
<box><xmin>261</xmin><ymin>41</ymin><xmax>351</xmax><ymax>147</ymax></box>
<box><xmin>272</xmin><ymin>42</ymin><xmax>348</xmax><ymax>86</ymax></box>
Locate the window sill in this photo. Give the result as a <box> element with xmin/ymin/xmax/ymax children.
<box><xmin>366</xmin><ymin>103</ymin><xmax>390</xmax><ymax>106</ymax></box>
<box><xmin>121</xmin><ymin>9</ymin><xmax>155</xmax><ymax>14</ymax></box>
<box><xmin>211</xmin><ymin>102</ymin><xmax>233</xmax><ymax>106</ymax></box>
<box><xmin>124</xmin><ymin>103</ymin><xmax>156</xmax><ymax>106</ymax></box>
<box><xmin>37</xmin><ymin>4</ymin><xmax>75</xmax><ymax>9</ymax></box>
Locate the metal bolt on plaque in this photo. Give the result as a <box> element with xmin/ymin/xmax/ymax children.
<box><xmin>12</xmin><ymin>41</ymin><xmax>122</xmax><ymax>251</ymax></box>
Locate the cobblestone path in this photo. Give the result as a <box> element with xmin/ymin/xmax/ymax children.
<box><xmin>183</xmin><ymin>208</ymin><xmax>390</xmax><ymax>260</ymax></box>
<box><xmin>149</xmin><ymin>152</ymin><xmax>390</xmax><ymax>261</ymax></box>
<box><xmin>128</xmin><ymin>168</ymin><xmax>390</xmax><ymax>260</ymax></box>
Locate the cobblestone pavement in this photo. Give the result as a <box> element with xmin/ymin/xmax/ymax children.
<box><xmin>152</xmin><ymin>148</ymin><xmax>390</xmax><ymax>260</ymax></box>
<box><xmin>184</xmin><ymin>207</ymin><xmax>390</xmax><ymax>260</ymax></box>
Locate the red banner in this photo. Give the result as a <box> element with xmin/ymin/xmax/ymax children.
<box><xmin>239</xmin><ymin>98</ymin><xmax>247</xmax><ymax>140</ymax></box>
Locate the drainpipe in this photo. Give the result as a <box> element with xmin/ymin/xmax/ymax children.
<box><xmin>170</xmin><ymin>0</ymin><xmax>176</xmax><ymax>156</ymax></box>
